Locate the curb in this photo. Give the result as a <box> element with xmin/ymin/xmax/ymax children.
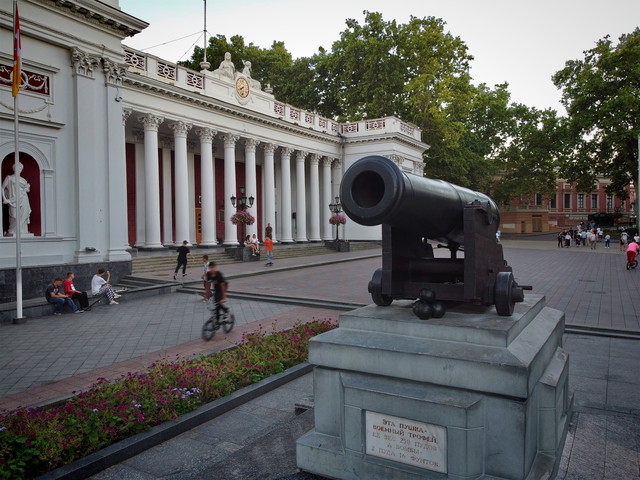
<box><xmin>36</xmin><ymin>362</ymin><xmax>313</xmax><ymax>480</ymax></box>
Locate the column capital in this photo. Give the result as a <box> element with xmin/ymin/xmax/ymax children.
<box><xmin>223</xmin><ymin>133</ymin><xmax>240</xmax><ymax>147</ymax></box>
<box><xmin>332</xmin><ymin>159</ymin><xmax>342</xmax><ymax>169</ymax></box>
<box><xmin>413</xmin><ymin>161</ymin><xmax>425</xmax><ymax>176</ymax></box>
<box><xmin>322</xmin><ymin>156</ymin><xmax>334</xmax><ymax>168</ymax></box>
<box><xmin>195</xmin><ymin>127</ymin><xmax>217</xmax><ymax>143</ymax></box>
<box><xmin>138</xmin><ymin>113</ymin><xmax>164</xmax><ymax>131</ymax></box>
<box><xmin>281</xmin><ymin>146</ymin><xmax>294</xmax><ymax>158</ymax></box>
<box><xmin>310</xmin><ymin>153</ymin><xmax>320</xmax><ymax>166</ymax></box>
<box><xmin>168</xmin><ymin>121</ymin><xmax>192</xmax><ymax>138</ymax></box>
<box><xmin>262</xmin><ymin>143</ymin><xmax>277</xmax><ymax>155</ymax></box>
<box><xmin>71</xmin><ymin>47</ymin><xmax>100</xmax><ymax>77</ymax></box>
<box><xmin>295</xmin><ymin>151</ymin><xmax>307</xmax><ymax>163</ymax></box>
<box><xmin>244</xmin><ymin>138</ymin><xmax>260</xmax><ymax>152</ymax></box>
<box><xmin>122</xmin><ymin>108</ymin><xmax>132</xmax><ymax>126</ymax></box>
<box><xmin>102</xmin><ymin>58</ymin><xmax>127</xmax><ymax>86</ymax></box>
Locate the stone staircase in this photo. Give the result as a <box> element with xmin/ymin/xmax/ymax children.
<box><xmin>131</xmin><ymin>242</ymin><xmax>380</xmax><ymax>274</ymax></box>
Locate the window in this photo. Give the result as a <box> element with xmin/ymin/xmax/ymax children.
<box><xmin>550</xmin><ymin>195</ymin><xmax>557</xmax><ymax>209</ymax></box>
<box><xmin>577</xmin><ymin>194</ymin><xmax>584</xmax><ymax>209</ymax></box>
<box><xmin>591</xmin><ymin>194</ymin><xmax>598</xmax><ymax>210</ymax></box>
<box><xmin>535</xmin><ymin>193</ymin><xmax>543</xmax><ymax>205</ymax></box>
<box><xmin>606</xmin><ymin>195</ymin><xmax>613</xmax><ymax>211</ymax></box>
<box><xmin>564</xmin><ymin>193</ymin><xmax>571</xmax><ymax>209</ymax></box>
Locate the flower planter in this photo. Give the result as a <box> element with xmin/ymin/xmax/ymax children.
<box><xmin>324</xmin><ymin>240</ymin><xmax>350</xmax><ymax>252</ymax></box>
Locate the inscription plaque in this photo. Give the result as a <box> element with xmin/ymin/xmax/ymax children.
<box><xmin>365</xmin><ymin>411</ymin><xmax>447</xmax><ymax>473</ymax></box>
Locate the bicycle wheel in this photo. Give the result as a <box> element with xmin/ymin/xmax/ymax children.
<box><xmin>202</xmin><ymin>318</ymin><xmax>216</xmax><ymax>341</ymax></box>
<box><xmin>634</xmin><ymin>260</ymin><xmax>639</xmax><ymax>269</ymax></box>
<box><xmin>222</xmin><ymin>311</ymin><xmax>235</xmax><ymax>333</ymax></box>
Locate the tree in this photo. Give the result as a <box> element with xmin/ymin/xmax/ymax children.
<box><xmin>553</xmin><ymin>28</ymin><xmax>640</xmax><ymax>198</ymax></box>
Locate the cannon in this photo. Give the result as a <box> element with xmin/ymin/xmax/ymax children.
<box><xmin>340</xmin><ymin>155</ymin><xmax>529</xmax><ymax>319</ymax></box>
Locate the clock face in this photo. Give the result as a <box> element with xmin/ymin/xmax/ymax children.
<box><xmin>236</xmin><ymin>77</ymin><xmax>250</xmax><ymax>98</ymax></box>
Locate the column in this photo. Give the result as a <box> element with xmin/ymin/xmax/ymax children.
<box><xmin>280</xmin><ymin>147</ymin><xmax>294</xmax><ymax>243</ymax></box>
<box><xmin>169</xmin><ymin>121</ymin><xmax>192</xmax><ymax>244</ymax></box>
<box><xmin>322</xmin><ymin>157</ymin><xmax>333</xmax><ymax>240</ymax></box>
<box><xmin>295</xmin><ymin>151</ymin><xmax>308</xmax><ymax>242</ymax></box>
<box><xmin>138</xmin><ymin>112</ymin><xmax>164</xmax><ymax>248</ymax></box>
<box><xmin>223</xmin><ymin>133</ymin><xmax>240</xmax><ymax>245</ymax></box>
<box><xmin>196</xmin><ymin>127</ymin><xmax>217</xmax><ymax>246</ymax></box>
<box><xmin>263</xmin><ymin>143</ymin><xmax>277</xmax><ymax>242</ymax></box>
<box><xmin>133</xmin><ymin>130</ymin><xmax>146</xmax><ymax>246</ymax></box>
<box><xmin>244</xmin><ymin>138</ymin><xmax>260</xmax><ymax>238</ymax></box>
<box><xmin>71</xmin><ymin>48</ymin><xmax>102</xmax><ymax>261</ymax></box>
<box><xmin>104</xmin><ymin>60</ymin><xmax>131</xmax><ymax>261</ymax></box>
<box><xmin>159</xmin><ymin>136</ymin><xmax>174</xmax><ymax>245</ymax></box>
<box><xmin>308</xmin><ymin>154</ymin><xmax>321</xmax><ymax>241</ymax></box>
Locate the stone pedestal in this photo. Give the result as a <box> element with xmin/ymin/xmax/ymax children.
<box><xmin>324</xmin><ymin>240</ymin><xmax>350</xmax><ymax>252</ymax></box>
<box><xmin>226</xmin><ymin>246</ymin><xmax>260</xmax><ymax>262</ymax></box>
<box><xmin>296</xmin><ymin>294</ymin><xmax>570</xmax><ymax>480</ymax></box>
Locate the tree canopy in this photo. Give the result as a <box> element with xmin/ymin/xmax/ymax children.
<box><xmin>181</xmin><ymin>13</ymin><xmax>639</xmax><ymax>203</ymax></box>
<box><xmin>553</xmin><ymin>28</ymin><xmax>640</xmax><ymax>198</ymax></box>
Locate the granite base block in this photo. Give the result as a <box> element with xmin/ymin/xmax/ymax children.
<box><xmin>296</xmin><ymin>294</ymin><xmax>571</xmax><ymax>480</ymax></box>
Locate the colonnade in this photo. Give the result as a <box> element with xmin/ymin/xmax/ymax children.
<box><xmin>128</xmin><ymin>111</ymin><xmax>341</xmax><ymax>247</ymax></box>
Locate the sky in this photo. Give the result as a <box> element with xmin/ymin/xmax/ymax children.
<box><xmin>118</xmin><ymin>0</ymin><xmax>640</xmax><ymax>114</ymax></box>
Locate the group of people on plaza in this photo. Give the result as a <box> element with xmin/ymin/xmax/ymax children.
<box><xmin>45</xmin><ymin>269</ymin><xmax>120</xmax><ymax>315</ymax></box>
<box><xmin>555</xmin><ymin>222</ymin><xmax>640</xmax><ymax>269</ymax></box>
<box><xmin>557</xmin><ymin>223</ymin><xmax>609</xmax><ymax>249</ymax></box>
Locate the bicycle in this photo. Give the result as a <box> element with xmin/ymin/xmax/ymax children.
<box><xmin>202</xmin><ymin>300</ymin><xmax>235</xmax><ymax>341</ymax></box>
<box><xmin>626</xmin><ymin>258</ymin><xmax>638</xmax><ymax>270</ymax></box>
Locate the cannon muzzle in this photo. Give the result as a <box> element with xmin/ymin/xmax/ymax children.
<box><xmin>340</xmin><ymin>155</ymin><xmax>499</xmax><ymax>245</ymax></box>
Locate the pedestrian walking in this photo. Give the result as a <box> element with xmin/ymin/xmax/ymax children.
<box><xmin>605</xmin><ymin>234</ymin><xmax>611</xmax><ymax>248</ymax></box>
<box><xmin>173</xmin><ymin>240</ymin><xmax>194</xmax><ymax>280</ymax></box>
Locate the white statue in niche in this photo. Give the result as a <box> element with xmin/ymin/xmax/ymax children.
<box><xmin>2</xmin><ymin>162</ymin><xmax>32</xmax><ymax>236</ymax></box>
<box><xmin>242</xmin><ymin>60</ymin><xmax>261</xmax><ymax>90</ymax></box>
<box><xmin>213</xmin><ymin>52</ymin><xmax>236</xmax><ymax>79</ymax></box>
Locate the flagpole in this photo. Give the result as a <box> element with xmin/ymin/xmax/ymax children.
<box><xmin>13</xmin><ymin>0</ymin><xmax>24</xmax><ymax>322</ymax></box>
<box><xmin>14</xmin><ymin>89</ymin><xmax>23</xmax><ymax>321</ymax></box>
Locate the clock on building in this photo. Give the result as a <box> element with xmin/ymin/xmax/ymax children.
<box><xmin>235</xmin><ymin>77</ymin><xmax>250</xmax><ymax>99</ymax></box>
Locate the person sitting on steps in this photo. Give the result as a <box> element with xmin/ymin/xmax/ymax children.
<box><xmin>63</xmin><ymin>271</ymin><xmax>89</xmax><ymax>310</ymax></box>
<box><xmin>46</xmin><ymin>277</ymin><xmax>83</xmax><ymax>315</ymax></box>
<box><xmin>91</xmin><ymin>268</ymin><xmax>120</xmax><ymax>305</ymax></box>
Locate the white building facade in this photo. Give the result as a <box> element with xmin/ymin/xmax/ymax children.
<box><xmin>0</xmin><ymin>0</ymin><xmax>427</xmax><ymax>299</ymax></box>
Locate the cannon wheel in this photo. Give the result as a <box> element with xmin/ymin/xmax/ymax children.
<box><xmin>368</xmin><ymin>269</ymin><xmax>393</xmax><ymax>306</ymax></box>
<box><xmin>495</xmin><ymin>271</ymin><xmax>515</xmax><ymax>316</ymax></box>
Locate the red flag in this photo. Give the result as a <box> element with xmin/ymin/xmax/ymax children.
<box><xmin>12</xmin><ymin>0</ymin><xmax>21</xmax><ymax>97</ymax></box>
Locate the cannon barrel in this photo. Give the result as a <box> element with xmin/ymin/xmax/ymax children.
<box><xmin>340</xmin><ymin>155</ymin><xmax>499</xmax><ymax>245</ymax></box>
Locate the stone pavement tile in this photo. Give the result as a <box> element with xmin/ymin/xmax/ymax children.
<box><xmin>603</xmin><ymin>415</ymin><xmax>640</xmax><ymax>479</ymax></box>
<box><xmin>190</xmin><ymin>410</ymin><xmax>316</xmax><ymax>480</ymax></box>
<box><xmin>90</xmin><ymin>464</ymin><xmax>156</xmax><ymax>480</ymax></box>
<box><xmin>608</xmin><ymin>356</ymin><xmax>640</xmax><ymax>384</ymax></box>
<box><xmin>610</xmin><ymin>338</ymin><xmax>640</xmax><ymax>359</ymax></box>
<box><xmin>606</xmin><ymin>381</ymin><xmax>640</xmax><ymax>415</ymax></box>
<box><xmin>562</xmin><ymin>413</ymin><xmax>607</xmax><ymax>479</ymax></box>
<box><xmin>119</xmin><ymin>435</ymin><xmax>240</xmax><ymax>479</ymax></box>
<box><xmin>568</xmin><ymin>376</ymin><xmax>607</xmax><ymax>411</ymax></box>
<box><xmin>187</xmin><ymin>408</ymin><xmax>279</xmax><ymax>445</ymax></box>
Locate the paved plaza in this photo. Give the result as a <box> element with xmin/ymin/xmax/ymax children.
<box><xmin>1</xmin><ymin>236</ymin><xmax>639</xmax><ymax>478</ymax></box>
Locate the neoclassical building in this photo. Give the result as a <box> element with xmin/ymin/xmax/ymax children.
<box><xmin>0</xmin><ymin>0</ymin><xmax>427</xmax><ymax>298</ymax></box>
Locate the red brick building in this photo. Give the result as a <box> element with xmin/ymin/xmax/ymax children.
<box><xmin>499</xmin><ymin>178</ymin><xmax>636</xmax><ymax>233</ymax></box>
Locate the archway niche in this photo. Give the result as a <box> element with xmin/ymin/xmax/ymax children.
<box><xmin>1</xmin><ymin>153</ymin><xmax>41</xmax><ymax>237</ymax></box>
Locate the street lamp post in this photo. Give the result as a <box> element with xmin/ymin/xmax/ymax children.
<box><xmin>230</xmin><ymin>186</ymin><xmax>254</xmax><ymax>243</ymax></box>
<box><xmin>329</xmin><ymin>196</ymin><xmax>342</xmax><ymax>242</ymax></box>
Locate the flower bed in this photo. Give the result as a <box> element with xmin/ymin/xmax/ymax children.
<box><xmin>0</xmin><ymin>320</ymin><xmax>336</xmax><ymax>479</ymax></box>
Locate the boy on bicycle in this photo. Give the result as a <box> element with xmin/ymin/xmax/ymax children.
<box><xmin>205</xmin><ymin>262</ymin><xmax>228</xmax><ymax>320</ymax></box>
<box><xmin>626</xmin><ymin>241</ymin><xmax>640</xmax><ymax>268</ymax></box>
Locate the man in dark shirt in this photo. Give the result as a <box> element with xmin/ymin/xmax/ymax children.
<box><xmin>173</xmin><ymin>240</ymin><xmax>194</xmax><ymax>280</ymax></box>
<box><xmin>45</xmin><ymin>277</ymin><xmax>82</xmax><ymax>315</ymax></box>
<box><xmin>205</xmin><ymin>261</ymin><xmax>228</xmax><ymax>321</ymax></box>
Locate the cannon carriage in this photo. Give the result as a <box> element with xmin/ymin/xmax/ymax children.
<box><xmin>340</xmin><ymin>155</ymin><xmax>528</xmax><ymax>319</ymax></box>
